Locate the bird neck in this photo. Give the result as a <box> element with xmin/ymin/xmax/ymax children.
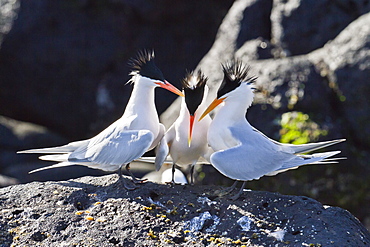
<box><xmin>213</xmin><ymin>99</ymin><xmax>250</xmax><ymax>125</ymax></box>
<box><xmin>124</xmin><ymin>81</ymin><xmax>157</xmax><ymax>119</ymax></box>
<box><xmin>213</xmin><ymin>84</ymin><xmax>254</xmax><ymax>125</ymax></box>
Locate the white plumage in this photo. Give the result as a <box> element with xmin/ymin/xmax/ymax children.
<box><xmin>199</xmin><ymin>61</ymin><xmax>345</xmax><ymax>199</ymax></box>
<box><xmin>18</xmin><ymin>50</ymin><xmax>184</xmax><ymax>189</ymax></box>
<box><xmin>155</xmin><ymin>71</ymin><xmax>212</xmax><ymax>183</ymax></box>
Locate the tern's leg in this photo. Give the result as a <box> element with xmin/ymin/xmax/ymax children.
<box><xmin>165</xmin><ymin>163</ymin><xmax>179</xmax><ymax>186</ymax></box>
<box><xmin>226</xmin><ymin>181</ymin><xmax>238</xmax><ymax>193</ymax></box>
<box><xmin>117</xmin><ymin>167</ymin><xmax>137</xmax><ymax>190</ymax></box>
<box><xmin>171</xmin><ymin>163</ymin><xmax>176</xmax><ymax>184</ymax></box>
<box><xmin>215</xmin><ymin>181</ymin><xmax>238</xmax><ymax>197</ymax></box>
<box><xmin>230</xmin><ymin>181</ymin><xmax>246</xmax><ymax>200</ymax></box>
<box><xmin>190</xmin><ymin>164</ymin><xmax>195</xmax><ymax>185</ymax></box>
<box><xmin>125</xmin><ymin>163</ymin><xmax>147</xmax><ymax>184</ymax></box>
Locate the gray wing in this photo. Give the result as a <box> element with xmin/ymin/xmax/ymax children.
<box><xmin>210</xmin><ymin>125</ymin><xmax>290</xmax><ymax>181</ymax></box>
<box><xmin>251</xmin><ymin>127</ymin><xmax>345</xmax><ymax>154</ymax></box>
<box><xmin>210</xmin><ymin>142</ymin><xmax>288</xmax><ymax>181</ymax></box>
<box><xmin>70</xmin><ymin>129</ymin><xmax>154</xmax><ymax>166</ymax></box>
<box><xmin>149</xmin><ymin>123</ymin><xmax>166</xmax><ymax>151</ymax></box>
<box><xmin>154</xmin><ymin>125</ymin><xmax>175</xmax><ymax>171</ymax></box>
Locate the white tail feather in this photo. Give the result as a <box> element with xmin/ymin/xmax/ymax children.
<box><xmin>29</xmin><ymin>162</ymin><xmax>77</xmax><ymax>174</ymax></box>
<box><xmin>266</xmin><ymin>151</ymin><xmax>343</xmax><ymax>176</ymax></box>
<box><xmin>39</xmin><ymin>154</ymin><xmax>70</xmax><ymax>162</ymax></box>
<box><xmin>17</xmin><ymin>140</ymin><xmax>89</xmax><ymax>154</ymax></box>
<box><xmin>284</xmin><ymin>139</ymin><xmax>346</xmax><ymax>154</ymax></box>
<box><xmin>18</xmin><ymin>146</ymin><xmax>72</xmax><ymax>154</ymax></box>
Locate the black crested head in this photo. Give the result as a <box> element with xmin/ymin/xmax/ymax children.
<box><xmin>182</xmin><ymin>70</ymin><xmax>207</xmax><ymax>116</ymax></box>
<box><xmin>128</xmin><ymin>49</ymin><xmax>165</xmax><ymax>82</ymax></box>
<box><xmin>217</xmin><ymin>60</ymin><xmax>256</xmax><ymax>99</ymax></box>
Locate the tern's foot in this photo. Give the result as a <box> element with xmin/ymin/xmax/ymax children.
<box><xmin>131</xmin><ymin>177</ymin><xmax>148</xmax><ymax>184</ymax></box>
<box><xmin>214</xmin><ymin>181</ymin><xmax>238</xmax><ymax>197</ymax></box>
<box><xmin>123</xmin><ymin>180</ymin><xmax>138</xmax><ymax>191</ymax></box>
<box><xmin>229</xmin><ymin>193</ymin><xmax>241</xmax><ymax>201</ymax></box>
<box><xmin>229</xmin><ymin>181</ymin><xmax>246</xmax><ymax>201</ymax></box>
<box><xmin>125</xmin><ymin>163</ymin><xmax>148</xmax><ymax>184</ymax></box>
<box><xmin>165</xmin><ymin>181</ymin><xmax>182</xmax><ymax>187</ymax></box>
<box><xmin>116</xmin><ymin>176</ymin><xmax>138</xmax><ymax>191</ymax></box>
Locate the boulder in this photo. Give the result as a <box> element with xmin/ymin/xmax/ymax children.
<box><xmin>0</xmin><ymin>0</ymin><xmax>233</xmax><ymax>139</ymax></box>
<box><xmin>0</xmin><ymin>175</ymin><xmax>369</xmax><ymax>246</ymax></box>
<box><xmin>0</xmin><ymin>174</ymin><xmax>18</xmax><ymax>188</ymax></box>
<box><xmin>308</xmin><ymin>13</ymin><xmax>370</xmax><ymax>148</ymax></box>
<box><xmin>271</xmin><ymin>0</ymin><xmax>370</xmax><ymax>56</ymax></box>
<box><xmin>0</xmin><ymin>116</ymin><xmax>106</xmax><ymax>183</ymax></box>
<box><xmin>0</xmin><ymin>115</ymin><xmax>66</xmax><ymax>171</ymax></box>
<box><xmin>0</xmin><ymin>0</ymin><xmax>19</xmax><ymax>44</ymax></box>
<box><xmin>160</xmin><ymin>2</ymin><xmax>370</xmax><ymax>231</ymax></box>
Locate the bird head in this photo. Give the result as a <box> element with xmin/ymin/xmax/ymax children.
<box><xmin>199</xmin><ymin>60</ymin><xmax>256</xmax><ymax>121</ymax></box>
<box><xmin>128</xmin><ymin>50</ymin><xmax>184</xmax><ymax>97</ymax></box>
<box><xmin>181</xmin><ymin>70</ymin><xmax>208</xmax><ymax>146</ymax></box>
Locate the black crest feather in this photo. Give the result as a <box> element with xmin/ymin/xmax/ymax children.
<box><xmin>181</xmin><ymin>70</ymin><xmax>207</xmax><ymax>90</ymax></box>
<box><xmin>217</xmin><ymin>60</ymin><xmax>256</xmax><ymax>98</ymax></box>
<box><xmin>182</xmin><ymin>70</ymin><xmax>208</xmax><ymax>115</ymax></box>
<box><xmin>128</xmin><ymin>49</ymin><xmax>165</xmax><ymax>82</ymax></box>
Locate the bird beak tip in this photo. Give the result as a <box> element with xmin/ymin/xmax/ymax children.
<box><xmin>156</xmin><ymin>81</ymin><xmax>184</xmax><ymax>97</ymax></box>
<box><xmin>188</xmin><ymin>115</ymin><xmax>195</xmax><ymax>147</ymax></box>
<box><xmin>199</xmin><ymin>97</ymin><xmax>225</xmax><ymax>121</ymax></box>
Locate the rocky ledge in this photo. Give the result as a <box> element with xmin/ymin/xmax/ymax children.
<box><xmin>0</xmin><ymin>175</ymin><xmax>369</xmax><ymax>246</ymax></box>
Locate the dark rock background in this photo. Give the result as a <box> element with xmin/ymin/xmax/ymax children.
<box><xmin>0</xmin><ymin>0</ymin><xmax>369</xmax><ymax>233</ymax></box>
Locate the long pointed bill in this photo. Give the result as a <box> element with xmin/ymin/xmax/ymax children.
<box><xmin>188</xmin><ymin>115</ymin><xmax>195</xmax><ymax>147</ymax></box>
<box><xmin>198</xmin><ymin>97</ymin><xmax>226</xmax><ymax>121</ymax></box>
<box><xmin>156</xmin><ymin>80</ymin><xmax>184</xmax><ymax>97</ymax></box>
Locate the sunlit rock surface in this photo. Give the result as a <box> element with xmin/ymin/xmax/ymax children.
<box><xmin>0</xmin><ymin>175</ymin><xmax>369</xmax><ymax>246</ymax></box>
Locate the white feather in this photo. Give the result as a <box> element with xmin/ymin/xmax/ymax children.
<box><xmin>19</xmin><ymin>74</ymin><xmax>171</xmax><ymax>174</ymax></box>
<box><xmin>206</xmin><ymin>75</ymin><xmax>345</xmax><ymax>182</ymax></box>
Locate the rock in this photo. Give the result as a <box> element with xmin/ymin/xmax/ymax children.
<box><xmin>161</xmin><ymin>0</ymin><xmax>275</xmax><ymax>127</ymax></box>
<box><xmin>2</xmin><ymin>161</ymin><xmax>105</xmax><ymax>184</ymax></box>
<box><xmin>160</xmin><ymin>2</ymin><xmax>370</xmax><ymax>231</ymax></box>
<box><xmin>308</xmin><ymin>12</ymin><xmax>370</xmax><ymax>148</ymax></box>
<box><xmin>0</xmin><ymin>116</ymin><xmax>67</xmax><ymax>171</ymax></box>
<box><xmin>0</xmin><ymin>174</ymin><xmax>18</xmax><ymax>188</ymax></box>
<box><xmin>0</xmin><ymin>116</ymin><xmax>103</xmax><ymax>184</ymax></box>
<box><xmin>0</xmin><ymin>0</ymin><xmax>19</xmax><ymax>44</ymax></box>
<box><xmin>0</xmin><ymin>175</ymin><xmax>369</xmax><ymax>246</ymax></box>
<box><xmin>0</xmin><ymin>0</ymin><xmax>233</xmax><ymax>139</ymax></box>
<box><xmin>271</xmin><ymin>0</ymin><xmax>370</xmax><ymax>56</ymax></box>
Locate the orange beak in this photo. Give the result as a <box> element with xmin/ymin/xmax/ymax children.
<box><xmin>198</xmin><ymin>97</ymin><xmax>226</xmax><ymax>121</ymax></box>
<box><xmin>188</xmin><ymin>115</ymin><xmax>195</xmax><ymax>147</ymax></box>
<box><xmin>156</xmin><ymin>80</ymin><xmax>184</xmax><ymax>97</ymax></box>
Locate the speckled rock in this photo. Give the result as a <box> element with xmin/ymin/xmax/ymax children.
<box><xmin>0</xmin><ymin>175</ymin><xmax>368</xmax><ymax>246</ymax></box>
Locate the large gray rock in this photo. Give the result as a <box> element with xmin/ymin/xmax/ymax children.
<box><xmin>0</xmin><ymin>175</ymin><xmax>369</xmax><ymax>246</ymax></box>
<box><xmin>309</xmin><ymin>13</ymin><xmax>370</xmax><ymax>148</ymax></box>
<box><xmin>161</xmin><ymin>0</ymin><xmax>274</xmax><ymax>127</ymax></box>
<box><xmin>0</xmin><ymin>0</ymin><xmax>19</xmax><ymax>44</ymax></box>
<box><xmin>161</xmin><ymin>2</ymin><xmax>370</xmax><ymax>231</ymax></box>
<box><xmin>271</xmin><ymin>0</ymin><xmax>370</xmax><ymax>56</ymax></box>
<box><xmin>0</xmin><ymin>116</ymin><xmax>107</xmax><ymax>184</ymax></box>
<box><xmin>0</xmin><ymin>0</ymin><xmax>233</xmax><ymax>139</ymax></box>
<box><xmin>0</xmin><ymin>115</ymin><xmax>66</xmax><ymax>171</ymax></box>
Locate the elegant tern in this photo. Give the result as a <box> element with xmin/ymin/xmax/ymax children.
<box><xmin>18</xmin><ymin>50</ymin><xmax>184</xmax><ymax>189</ymax></box>
<box><xmin>154</xmin><ymin>70</ymin><xmax>212</xmax><ymax>184</ymax></box>
<box><xmin>199</xmin><ymin>60</ymin><xmax>345</xmax><ymax>199</ymax></box>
